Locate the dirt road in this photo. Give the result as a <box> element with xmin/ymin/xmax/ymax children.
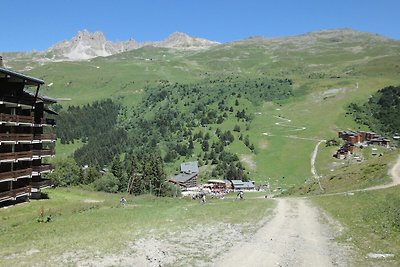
<box><xmin>363</xmin><ymin>155</ymin><xmax>400</xmax><ymax>191</ymax></box>
<box><xmin>216</xmin><ymin>198</ymin><xmax>348</xmax><ymax>267</ymax></box>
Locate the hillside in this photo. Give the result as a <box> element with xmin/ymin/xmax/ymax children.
<box><xmin>1</xmin><ymin>28</ymin><xmax>400</xmax><ymax>266</ymax></box>
<box><xmin>2</xmin><ymin>28</ymin><xmax>400</xmax><ymax>188</ymax></box>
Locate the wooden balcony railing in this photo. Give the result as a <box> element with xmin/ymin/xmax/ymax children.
<box><xmin>0</xmin><ymin>190</ymin><xmax>13</xmax><ymax>201</ymax></box>
<box><xmin>0</xmin><ymin>133</ymin><xmax>33</xmax><ymax>143</ymax></box>
<box><xmin>0</xmin><ymin>97</ymin><xmax>33</xmax><ymax>107</ymax></box>
<box><xmin>0</xmin><ymin>186</ymin><xmax>32</xmax><ymax>202</ymax></box>
<box><xmin>0</xmin><ymin>113</ymin><xmax>34</xmax><ymax>124</ymax></box>
<box><xmin>0</xmin><ymin>151</ymin><xmax>33</xmax><ymax>161</ymax></box>
<box><xmin>31</xmin><ymin>179</ymin><xmax>53</xmax><ymax>189</ymax></box>
<box><xmin>32</xmin><ymin>149</ymin><xmax>55</xmax><ymax>158</ymax></box>
<box><xmin>13</xmin><ymin>186</ymin><xmax>31</xmax><ymax>196</ymax></box>
<box><xmin>33</xmin><ymin>133</ymin><xmax>56</xmax><ymax>142</ymax></box>
<box><xmin>0</xmin><ymin>168</ymin><xmax>33</xmax><ymax>182</ymax></box>
<box><xmin>40</xmin><ymin>118</ymin><xmax>56</xmax><ymax>126</ymax></box>
<box><xmin>32</xmin><ymin>165</ymin><xmax>54</xmax><ymax>174</ymax></box>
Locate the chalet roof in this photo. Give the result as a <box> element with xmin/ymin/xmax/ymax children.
<box><xmin>180</xmin><ymin>161</ymin><xmax>199</xmax><ymax>173</ymax></box>
<box><xmin>44</xmin><ymin>107</ymin><xmax>58</xmax><ymax>115</ymax></box>
<box><xmin>24</xmin><ymin>91</ymin><xmax>57</xmax><ymax>104</ymax></box>
<box><xmin>234</xmin><ymin>181</ymin><xmax>255</xmax><ymax>189</ymax></box>
<box><xmin>230</xmin><ymin>180</ymin><xmax>244</xmax><ymax>185</ymax></box>
<box><xmin>170</xmin><ymin>172</ymin><xmax>197</xmax><ymax>183</ymax></box>
<box><xmin>0</xmin><ymin>67</ymin><xmax>44</xmax><ymax>86</ymax></box>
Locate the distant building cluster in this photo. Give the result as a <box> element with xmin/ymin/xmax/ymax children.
<box><xmin>334</xmin><ymin>130</ymin><xmax>390</xmax><ymax>159</ymax></box>
<box><xmin>168</xmin><ymin>161</ymin><xmax>255</xmax><ymax>197</ymax></box>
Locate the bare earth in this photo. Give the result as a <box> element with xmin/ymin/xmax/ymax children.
<box><xmin>215</xmin><ymin>198</ymin><xmax>348</xmax><ymax>267</ymax></box>
<box><xmin>58</xmin><ymin>198</ymin><xmax>348</xmax><ymax>267</ymax></box>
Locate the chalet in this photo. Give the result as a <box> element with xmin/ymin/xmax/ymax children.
<box><xmin>334</xmin><ymin>142</ymin><xmax>354</xmax><ymax>159</ymax></box>
<box><xmin>368</xmin><ymin>137</ymin><xmax>391</xmax><ymax>148</ymax></box>
<box><xmin>230</xmin><ymin>180</ymin><xmax>255</xmax><ymax>191</ymax></box>
<box><xmin>207</xmin><ymin>179</ymin><xmax>227</xmax><ymax>191</ymax></box>
<box><xmin>0</xmin><ymin>57</ymin><xmax>57</xmax><ymax>205</ymax></box>
<box><xmin>338</xmin><ymin>130</ymin><xmax>389</xmax><ymax>147</ymax></box>
<box><xmin>169</xmin><ymin>172</ymin><xmax>198</xmax><ymax>189</ymax></box>
<box><xmin>169</xmin><ymin>161</ymin><xmax>199</xmax><ymax>189</ymax></box>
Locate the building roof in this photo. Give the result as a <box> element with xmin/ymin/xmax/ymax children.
<box><xmin>230</xmin><ymin>180</ymin><xmax>244</xmax><ymax>185</ymax></box>
<box><xmin>170</xmin><ymin>172</ymin><xmax>197</xmax><ymax>183</ymax></box>
<box><xmin>234</xmin><ymin>181</ymin><xmax>255</xmax><ymax>189</ymax></box>
<box><xmin>0</xmin><ymin>67</ymin><xmax>44</xmax><ymax>86</ymax></box>
<box><xmin>180</xmin><ymin>161</ymin><xmax>199</xmax><ymax>173</ymax></box>
<box><xmin>25</xmin><ymin>91</ymin><xmax>57</xmax><ymax>104</ymax></box>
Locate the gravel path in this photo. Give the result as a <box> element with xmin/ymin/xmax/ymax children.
<box><xmin>363</xmin><ymin>154</ymin><xmax>400</xmax><ymax>191</ymax></box>
<box><xmin>216</xmin><ymin>198</ymin><xmax>348</xmax><ymax>267</ymax></box>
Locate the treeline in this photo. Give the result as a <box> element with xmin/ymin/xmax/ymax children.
<box><xmin>47</xmin><ymin>152</ymin><xmax>180</xmax><ymax>197</ymax></box>
<box><xmin>347</xmin><ymin>85</ymin><xmax>400</xmax><ymax>136</ymax></box>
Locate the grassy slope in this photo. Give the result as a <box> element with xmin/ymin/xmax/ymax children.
<box><xmin>0</xmin><ymin>188</ymin><xmax>273</xmax><ymax>266</ymax></box>
<box><xmin>17</xmin><ymin>30</ymin><xmax>400</xmax><ymax>188</ymax></box>
<box><xmin>312</xmin><ymin>186</ymin><xmax>400</xmax><ymax>266</ymax></box>
<box><xmin>1</xmin><ymin>30</ymin><xmax>400</xmax><ymax>265</ymax></box>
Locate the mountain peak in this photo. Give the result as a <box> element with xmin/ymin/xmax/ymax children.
<box><xmin>46</xmin><ymin>30</ymin><xmax>139</xmax><ymax>60</ymax></box>
<box><xmin>159</xmin><ymin>32</ymin><xmax>220</xmax><ymax>49</ymax></box>
<box><xmin>45</xmin><ymin>30</ymin><xmax>219</xmax><ymax>60</ymax></box>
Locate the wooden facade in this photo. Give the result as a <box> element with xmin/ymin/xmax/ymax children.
<box><xmin>0</xmin><ymin>65</ymin><xmax>57</xmax><ymax>204</ymax></box>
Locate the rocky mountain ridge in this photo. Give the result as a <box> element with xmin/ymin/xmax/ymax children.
<box><xmin>46</xmin><ymin>29</ymin><xmax>220</xmax><ymax>60</ymax></box>
<box><xmin>1</xmin><ymin>28</ymin><xmax>398</xmax><ymax>68</ymax></box>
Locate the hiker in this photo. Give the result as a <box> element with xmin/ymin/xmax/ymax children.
<box><xmin>236</xmin><ymin>190</ymin><xmax>244</xmax><ymax>200</ymax></box>
<box><xmin>200</xmin><ymin>192</ymin><xmax>206</xmax><ymax>204</ymax></box>
<box><xmin>120</xmin><ymin>196</ymin><xmax>126</xmax><ymax>206</ymax></box>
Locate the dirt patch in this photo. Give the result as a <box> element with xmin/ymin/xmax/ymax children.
<box><xmin>215</xmin><ymin>198</ymin><xmax>350</xmax><ymax>267</ymax></box>
<box><xmin>240</xmin><ymin>154</ymin><xmax>257</xmax><ymax>171</ymax></box>
<box><xmin>82</xmin><ymin>199</ymin><xmax>104</xmax><ymax>203</ymax></box>
<box><xmin>56</xmin><ymin>222</ymin><xmax>258</xmax><ymax>266</ymax></box>
<box><xmin>258</xmin><ymin>140</ymin><xmax>268</xmax><ymax>150</ymax></box>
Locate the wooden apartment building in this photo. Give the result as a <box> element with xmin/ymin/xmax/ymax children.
<box><xmin>0</xmin><ymin>59</ymin><xmax>57</xmax><ymax>204</ymax></box>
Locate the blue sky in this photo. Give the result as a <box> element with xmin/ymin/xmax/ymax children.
<box><xmin>2</xmin><ymin>0</ymin><xmax>399</xmax><ymax>52</ymax></box>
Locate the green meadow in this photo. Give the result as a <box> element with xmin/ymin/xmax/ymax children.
<box><xmin>0</xmin><ymin>188</ymin><xmax>274</xmax><ymax>266</ymax></box>
<box><xmin>313</xmin><ymin>186</ymin><xmax>400</xmax><ymax>266</ymax></box>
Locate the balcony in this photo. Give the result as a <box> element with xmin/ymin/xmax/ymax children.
<box><xmin>0</xmin><ymin>113</ymin><xmax>34</xmax><ymax>126</ymax></box>
<box><xmin>0</xmin><ymin>168</ymin><xmax>33</xmax><ymax>182</ymax></box>
<box><xmin>33</xmin><ymin>133</ymin><xmax>56</xmax><ymax>143</ymax></box>
<box><xmin>0</xmin><ymin>133</ymin><xmax>33</xmax><ymax>144</ymax></box>
<box><xmin>0</xmin><ymin>133</ymin><xmax>56</xmax><ymax>144</ymax></box>
<box><xmin>0</xmin><ymin>98</ymin><xmax>33</xmax><ymax>110</ymax></box>
<box><xmin>39</xmin><ymin>118</ymin><xmax>56</xmax><ymax>127</ymax></box>
<box><xmin>0</xmin><ymin>190</ymin><xmax>12</xmax><ymax>202</ymax></box>
<box><xmin>31</xmin><ymin>179</ymin><xmax>53</xmax><ymax>190</ymax></box>
<box><xmin>32</xmin><ymin>149</ymin><xmax>55</xmax><ymax>159</ymax></box>
<box><xmin>0</xmin><ymin>186</ymin><xmax>31</xmax><ymax>202</ymax></box>
<box><xmin>32</xmin><ymin>164</ymin><xmax>54</xmax><ymax>175</ymax></box>
<box><xmin>0</xmin><ymin>151</ymin><xmax>33</xmax><ymax>162</ymax></box>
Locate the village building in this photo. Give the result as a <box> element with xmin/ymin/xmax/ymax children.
<box><xmin>338</xmin><ymin>130</ymin><xmax>390</xmax><ymax>147</ymax></box>
<box><xmin>0</xmin><ymin>58</ymin><xmax>57</xmax><ymax>204</ymax></box>
<box><xmin>335</xmin><ymin>130</ymin><xmax>391</xmax><ymax>158</ymax></box>
<box><xmin>169</xmin><ymin>161</ymin><xmax>199</xmax><ymax>189</ymax></box>
<box><xmin>230</xmin><ymin>180</ymin><xmax>255</xmax><ymax>191</ymax></box>
<box><xmin>333</xmin><ymin>142</ymin><xmax>355</xmax><ymax>159</ymax></box>
<box><xmin>206</xmin><ymin>179</ymin><xmax>227</xmax><ymax>192</ymax></box>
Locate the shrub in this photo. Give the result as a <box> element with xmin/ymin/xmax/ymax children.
<box><xmin>92</xmin><ymin>173</ymin><xmax>119</xmax><ymax>193</ymax></box>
